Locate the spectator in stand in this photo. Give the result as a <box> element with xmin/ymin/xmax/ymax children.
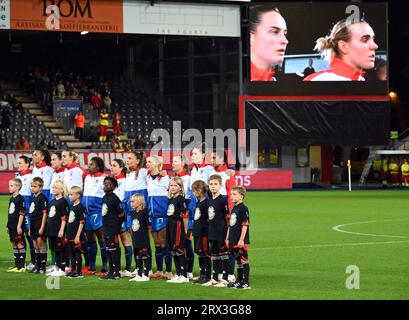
<box><xmin>133</xmin><ymin>135</ymin><xmax>148</xmax><ymax>150</ymax></box>
<box><xmin>48</xmin><ymin>140</ymin><xmax>57</xmax><ymax>150</ymax></box>
<box><xmin>0</xmin><ymin>130</ymin><xmax>6</xmax><ymax>149</ymax></box>
<box><xmin>123</xmin><ymin>142</ymin><xmax>132</xmax><ymax>152</ymax></box>
<box><xmin>56</xmin><ymin>80</ymin><xmax>65</xmax><ymax>98</ymax></box>
<box><xmin>17</xmin><ymin>137</ymin><xmax>30</xmax><ymax>151</ymax></box>
<box><xmin>112</xmin><ymin>138</ymin><xmax>123</xmax><ymax>152</ymax></box>
<box><xmin>1</xmin><ymin>104</ymin><xmax>11</xmax><ymax>130</ymax></box>
<box><xmin>91</xmin><ymin>90</ymin><xmax>102</xmax><ymax>112</ymax></box>
<box><xmin>80</xmin><ymin>84</ymin><xmax>90</xmax><ymax>103</ymax></box>
<box><xmin>0</xmin><ymin>95</ymin><xmax>8</xmax><ymax>107</ymax></box>
<box><xmin>65</xmin><ymin>82</ymin><xmax>73</xmax><ymax>97</ymax></box>
<box><xmin>99</xmin><ymin>82</ymin><xmax>107</xmax><ymax>98</ymax></box>
<box><xmin>72</xmin><ymin>84</ymin><xmax>79</xmax><ymax>98</ymax></box>
<box><xmin>103</xmin><ymin>82</ymin><xmax>111</xmax><ymax>98</ymax></box>
<box><xmin>74</xmin><ymin>111</ymin><xmax>85</xmax><ymax>142</ymax></box>
<box><xmin>113</xmin><ymin>112</ymin><xmax>122</xmax><ymax>139</ymax></box>
<box><xmin>99</xmin><ymin>108</ymin><xmax>109</xmax><ymax>142</ymax></box>
<box><xmin>40</xmin><ymin>73</ymin><xmax>51</xmax><ymax>107</ymax></box>
<box><xmin>6</xmin><ymin>93</ymin><xmax>22</xmax><ymax>111</ymax></box>
<box><xmin>103</xmin><ymin>94</ymin><xmax>112</xmax><ymax>113</ymax></box>
<box><xmin>38</xmin><ymin>139</ymin><xmax>48</xmax><ymax>150</ymax></box>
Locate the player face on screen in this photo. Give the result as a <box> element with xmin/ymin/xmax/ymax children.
<box><xmin>340</xmin><ymin>22</ymin><xmax>378</xmax><ymax>70</ymax></box>
<box><xmin>250</xmin><ymin>10</ymin><xmax>288</xmax><ymax>70</ymax></box>
<box><xmin>377</xmin><ymin>63</ymin><xmax>387</xmax><ymax>80</ymax></box>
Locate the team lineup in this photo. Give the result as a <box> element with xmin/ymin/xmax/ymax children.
<box><xmin>6</xmin><ymin>143</ymin><xmax>251</xmax><ymax>289</ymax></box>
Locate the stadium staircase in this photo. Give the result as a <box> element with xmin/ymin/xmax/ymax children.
<box><xmin>5</xmin><ymin>83</ymin><xmax>77</xmax><ymax>147</ymax></box>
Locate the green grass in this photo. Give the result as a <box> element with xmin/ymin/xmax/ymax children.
<box><xmin>1</xmin><ymin>190</ymin><xmax>409</xmax><ymax>300</ymax></box>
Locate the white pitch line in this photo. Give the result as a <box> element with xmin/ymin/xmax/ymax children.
<box><xmin>332</xmin><ymin>218</ymin><xmax>409</xmax><ymax>239</ymax></box>
<box><xmin>251</xmin><ymin>240</ymin><xmax>409</xmax><ymax>251</ymax></box>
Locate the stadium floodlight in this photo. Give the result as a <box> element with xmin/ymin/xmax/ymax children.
<box><xmin>80</xmin><ymin>31</ymin><xmax>89</xmax><ymax>35</ymax></box>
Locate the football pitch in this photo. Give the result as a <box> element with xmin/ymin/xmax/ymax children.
<box><xmin>0</xmin><ymin>190</ymin><xmax>408</xmax><ymax>300</ymax></box>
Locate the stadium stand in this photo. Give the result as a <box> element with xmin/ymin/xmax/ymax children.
<box><xmin>0</xmin><ymin>83</ymin><xmax>63</xmax><ymax>150</ymax></box>
<box><xmin>0</xmin><ymin>67</ymin><xmax>176</xmax><ymax>150</ymax></box>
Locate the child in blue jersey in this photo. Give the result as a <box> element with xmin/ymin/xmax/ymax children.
<box><xmin>146</xmin><ymin>155</ymin><xmax>171</xmax><ymax>279</ymax></box>
<box><xmin>82</xmin><ymin>157</ymin><xmax>108</xmax><ymax>275</ymax></box>
<box><xmin>111</xmin><ymin>158</ymin><xmax>133</xmax><ymax>277</ymax></box>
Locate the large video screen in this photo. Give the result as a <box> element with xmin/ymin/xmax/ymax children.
<box><xmin>247</xmin><ymin>2</ymin><xmax>388</xmax><ymax>95</ymax></box>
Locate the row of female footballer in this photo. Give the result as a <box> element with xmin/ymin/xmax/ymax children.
<box><xmin>6</xmin><ymin>144</ymin><xmax>251</xmax><ymax>289</ymax></box>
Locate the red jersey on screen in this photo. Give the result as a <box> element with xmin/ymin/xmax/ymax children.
<box><xmin>304</xmin><ymin>57</ymin><xmax>366</xmax><ymax>81</ymax></box>
<box><xmin>250</xmin><ymin>62</ymin><xmax>276</xmax><ymax>81</ymax></box>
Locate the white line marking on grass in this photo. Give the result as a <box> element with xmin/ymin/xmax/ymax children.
<box><xmin>252</xmin><ymin>240</ymin><xmax>409</xmax><ymax>251</ymax></box>
<box><xmin>332</xmin><ymin>218</ymin><xmax>409</xmax><ymax>239</ymax></box>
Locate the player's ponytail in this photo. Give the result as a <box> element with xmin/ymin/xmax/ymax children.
<box><xmin>314</xmin><ymin>36</ymin><xmax>333</xmax><ymax>62</ymax></box>
<box><xmin>314</xmin><ymin>19</ymin><xmax>353</xmax><ymax>63</ymax></box>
